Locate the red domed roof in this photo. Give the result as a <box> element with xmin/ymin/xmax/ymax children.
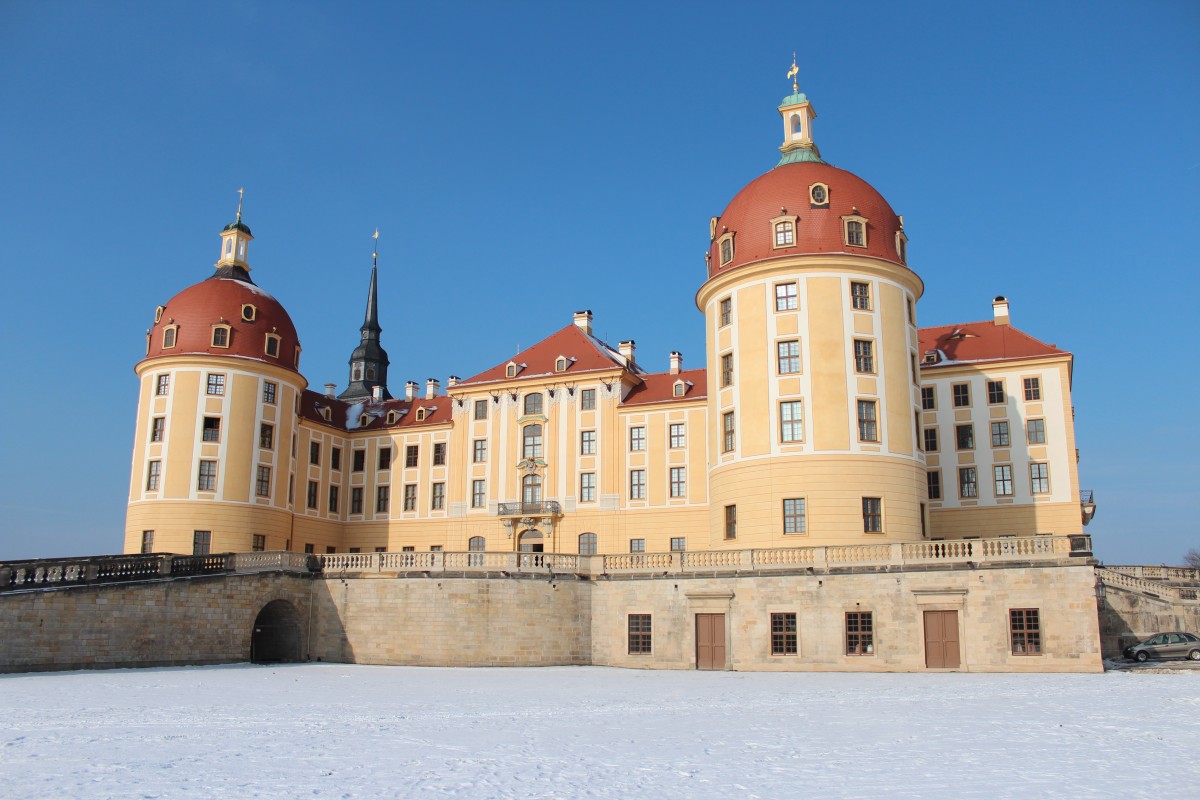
<box><xmin>144</xmin><ymin>275</ymin><xmax>301</xmax><ymax>372</ymax></box>
<box><xmin>708</xmin><ymin>161</ymin><xmax>908</xmax><ymax>278</ymax></box>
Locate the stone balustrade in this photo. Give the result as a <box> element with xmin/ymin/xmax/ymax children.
<box><xmin>1096</xmin><ymin>567</ymin><xmax>1200</xmax><ymax>602</ymax></box>
<box><xmin>1103</xmin><ymin>565</ymin><xmax>1200</xmax><ymax>584</ymax></box>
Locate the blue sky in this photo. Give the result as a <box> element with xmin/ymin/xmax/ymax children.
<box><xmin>1</xmin><ymin>1</ymin><xmax>1197</xmax><ymax>563</ymax></box>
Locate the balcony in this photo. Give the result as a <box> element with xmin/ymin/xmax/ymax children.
<box><xmin>497</xmin><ymin>501</ymin><xmax>562</xmax><ymax>517</ymax></box>
<box><xmin>1081</xmin><ymin>489</ymin><xmax>1097</xmax><ymax>526</ymax></box>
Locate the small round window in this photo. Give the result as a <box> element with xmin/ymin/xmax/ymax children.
<box><xmin>810</xmin><ymin>184</ymin><xmax>828</xmax><ymax>205</ymax></box>
<box><xmin>241</xmin><ymin>304</ymin><xmax>256</xmax><ymax>322</ymax></box>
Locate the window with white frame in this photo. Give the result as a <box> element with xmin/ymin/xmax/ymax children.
<box><xmin>629</xmin><ymin>469</ymin><xmax>646</xmax><ymax>500</ymax></box>
<box><xmin>857</xmin><ymin>400</ymin><xmax>878</xmax><ymax>442</ymax></box>
<box><xmin>629</xmin><ymin>426</ymin><xmax>645</xmax><ymax>451</ymax></box>
<box><xmin>777</xmin><ymin>340</ymin><xmax>800</xmax><ymax>374</ymax></box>
<box><xmin>580</xmin><ymin>430</ymin><xmax>596</xmax><ymax>455</ymax></box>
<box><xmin>783</xmin><ymin>498</ymin><xmax>806</xmax><ymax>533</ymax></box>
<box><xmin>471</xmin><ymin>479</ymin><xmax>486</xmax><ymax>508</ymax></box>
<box><xmin>994</xmin><ymin>464</ymin><xmax>1014</xmax><ymax>496</ymax></box>
<box><xmin>775</xmin><ymin>282</ymin><xmax>798</xmax><ymax>311</ymax></box>
<box><xmin>780</xmin><ymin>400</ymin><xmax>803</xmax><ymax>442</ymax></box>
<box><xmin>669</xmin><ymin>423</ymin><xmax>685</xmax><ymax>449</ymax></box>
<box><xmin>580</xmin><ymin>473</ymin><xmax>596</xmax><ymax>502</ymax></box>
<box><xmin>669</xmin><ymin>467</ymin><xmax>686</xmax><ymax>498</ymax></box>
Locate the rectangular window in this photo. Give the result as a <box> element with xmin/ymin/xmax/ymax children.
<box><xmin>431</xmin><ymin>482</ymin><xmax>445</xmax><ymax>510</ymax></box>
<box><xmin>669</xmin><ymin>423</ymin><xmax>685</xmax><ymax>449</ymax></box>
<box><xmin>850</xmin><ymin>281</ymin><xmax>871</xmax><ymax>310</ymax></box>
<box><xmin>923</xmin><ymin>427</ymin><xmax>938</xmax><ymax>452</ymax></box>
<box><xmin>471</xmin><ymin>479</ymin><xmax>486</xmax><ymax>508</ymax></box>
<box><xmin>351</xmin><ymin>487</ymin><xmax>363</xmax><ymax>514</ymax></box>
<box><xmin>853</xmin><ymin>339</ymin><xmax>874</xmax><ymax>373</ymax></box>
<box><xmin>473</xmin><ymin>439</ymin><xmax>487</xmax><ymax>462</ymax></box>
<box><xmin>197</xmin><ymin>460</ymin><xmax>217</xmax><ymax>491</ymax></box>
<box><xmin>192</xmin><ymin>530</ymin><xmax>211</xmax><ymax>556</ymax></box>
<box><xmin>141</xmin><ymin>530</ymin><xmax>154</xmax><ymax>554</ymax></box>
<box><xmin>862</xmin><ymin>497</ymin><xmax>882</xmax><ymax>532</ymax></box>
<box><xmin>328</xmin><ymin>485</ymin><xmax>339</xmax><ymax>513</ymax></box>
<box><xmin>433</xmin><ymin>443</ymin><xmax>446</xmax><ymax>466</ymax></box>
<box><xmin>403</xmin><ymin>484</ymin><xmax>417</xmax><ymax>511</ymax></box>
<box><xmin>952</xmin><ymin>383</ymin><xmax>970</xmax><ymax>407</ymax></box>
<box><xmin>724</xmin><ymin>504</ymin><xmax>737</xmax><ymax>539</ymax></box>
<box><xmin>775</xmin><ymin>282</ymin><xmax>798</xmax><ymax>311</ymax></box>
<box><xmin>670</xmin><ymin>537</ymin><xmax>686</xmax><ymax>552</ymax></box>
<box><xmin>670</xmin><ymin>467</ymin><xmax>686</xmax><ymax>498</ymax></box>
<box><xmin>474</xmin><ymin>399</ymin><xmax>488</xmax><ymax>420</ymax></box>
<box><xmin>777</xmin><ymin>340</ymin><xmax>800</xmax><ymax>374</ymax></box>
<box><xmin>780</xmin><ymin>400</ymin><xmax>804</xmax><ymax>443</ymax></box>
<box><xmin>783</xmin><ymin>498</ymin><xmax>806</xmax><ymax>534</ymax></box>
<box><xmin>994</xmin><ymin>464</ymin><xmax>1014</xmax><ymax>496</ymax></box>
<box><xmin>629</xmin><ymin>426</ymin><xmax>645</xmax><ymax>451</ymax></box>
<box><xmin>722</xmin><ymin>411</ymin><xmax>736</xmax><ymax>452</ymax></box>
<box><xmin>146</xmin><ymin>460</ymin><xmax>161</xmax><ymax>491</ymax></box>
<box><xmin>151</xmin><ymin>417</ymin><xmax>165</xmax><ymax>443</ymax></box>
<box><xmin>206</xmin><ymin>374</ymin><xmax>225</xmax><ymax>396</ymax></box>
<box><xmin>378</xmin><ymin>447</ymin><xmax>392</xmax><ymax>471</ymax></box>
<box><xmin>956</xmin><ymin>424</ymin><xmax>974</xmax><ymax>450</ymax></box>
<box><xmin>306</xmin><ymin>480</ymin><xmax>318</xmax><ymax>509</ymax></box>
<box><xmin>1026</xmin><ymin>418</ymin><xmax>1046</xmax><ymax>444</ymax></box>
<box><xmin>771</xmin><ymin>612</ymin><xmax>798</xmax><ymax>655</ymax></box>
<box><xmin>630</xmin><ymin>469</ymin><xmax>646</xmax><ymax>500</ymax></box>
<box><xmin>262</xmin><ymin>381</ymin><xmax>276</xmax><ymax>404</ymax></box>
<box><xmin>353</xmin><ymin>450</ymin><xmax>365</xmax><ymax>472</ymax></box>
<box><xmin>921</xmin><ymin>386</ymin><xmax>935</xmax><ymax>410</ymax></box>
<box><xmin>580</xmin><ymin>388</ymin><xmax>596</xmax><ymax>410</ymax></box>
<box><xmin>630</xmin><ymin>538</ymin><xmax>645</xmax><ymax>553</ymax></box>
<box><xmin>987</xmin><ymin>380</ymin><xmax>1006</xmax><ymax>404</ymax></box>
<box><xmin>580</xmin><ymin>430</ymin><xmax>596</xmax><ymax>455</ymax></box>
<box><xmin>628</xmin><ymin>614</ymin><xmax>652</xmax><ymax>654</ymax></box>
<box><xmin>719</xmin><ymin>297</ymin><xmax>731</xmax><ymax>326</ymax></box>
<box><xmin>720</xmin><ymin>353</ymin><xmax>734</xmax><ymax>387</ymax></box>
<box><xmin>155</xmin><ymin>375</ymin><xmax>170</xmax><ymax>395</ymax></box>
<box><xmin>257</xmin><ymin>424</ymin><xmax>273</xmax><ymax>450</ymax></box>
<box><xmin>1030</xmin><ymin>463</ymin><xmax>1050</xmax><ymax>494</ymax></box>
<box><xmin>846</xmin><ymin>220</ymin><xmax>865</xmax><ymax>246</ymax></box>
<box><xmin>857</xmin><ymin>400</ymin><xmax>878</xmax><ymax>442</ymax></box>
<box><xmin>304</xmin><ymin>544</ymin><xmax>314</xmax><ymax>554</ymax></box>
<box><xmin>309</xmin><ymin>442</ymin><xmax>320</xmax><ymax>465</ymax></box>
<box><xmin>331</xmin><ymin>448</ymin><xmax>341</xmax><ymax>471</ymax></box>
<box><xmin>959</xmin><ymin>466</ymin><xmax>978</xmax><ymax>498</ymax></box>
<box><xmin>927</xmin><ymin>470</ymin><xmax>942</xmax><ymax>500</ymax></box>
<box><xmin>1010</xmin><ymin>609</ymin><xmax>1042</xmax><ymax>655</ymax></box>
<box><xmin>376</xmin><ymin>485</ymin><xmax>390</xmax><ymax>513</ymax></box>
<box><xmin>580</xmin><ymin>473</ymin><xmax>596</xmax><ymax>502</ymax></box>
<box><xmin>405</xmin><ymin>445</ymin><xmax>418</xmax><ymax>468</ymax></box>
<box><xmin>774</xmin><ymin>221</ymin><xmax>795</xmax><ymax>247</ymax></box>
<box><xmin>256</xmin><ymin>465</ymin><xmax>271</xmax><ymax>497</ymax></box>
<box><xmin>846</xmin><ymin>611</ymin><xmax>874</xmax><ymax>655</ymax></box>
<box><xmin>991</xmin><ymin>420</ymin><xmax>1010</xmax><ymax>447</ymax></box>
<box><xmin>1023</xmin><ymin>377</ymin><xmax>1041</xmax><ymax>401</ymax></box>
<box><xmin>252</xmin><ymin>534</ymin><xmax>266</xmax><ymax>552</ymax></box>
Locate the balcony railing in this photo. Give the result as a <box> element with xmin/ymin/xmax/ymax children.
<box><xmin>496</xmin><ymin>501</ymin><xmax>562</xmax><ymax>517</ymax></box>
<box><xmin>0</xmin><ymin>551</ymin><xmax>315</xmax><ymax>593</ymax></box>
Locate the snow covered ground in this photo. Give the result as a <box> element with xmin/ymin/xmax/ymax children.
<box><xmin>2</xmin><ymin>664</ymin><xmax>1197</xmax><ymax>799</ymax></box>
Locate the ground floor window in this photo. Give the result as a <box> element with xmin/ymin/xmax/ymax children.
<box><xmin>141</xmin><ymin>530</ymin><xmax>154</xmax><ymax>554</ymax></box>
<box><xmin>846</xmin><ymin>611</ymin><xmax>874</xmax><ymax>655</ymax></box>
<box><xmin>1010</xmin><ymin>608</ymin><xmax>1042</xmax><ymax>655</ymax></box>
<box><xmin>193</xmin><ymin>530</ymin><xmax>211</xmax><ymax>556</ymax></box>
<box><xmin>252</xmin><ymin>534</ymin><xmax>265</xmax><ymax>552</ymax></box>
<box><xmin>771</xmin><ymin>612</ymin><xmax>798</xmax><ymax>655</ymax></box>
<box><xmin>628</xmin><ymin>614</ymin><xmax>652</xmax><ymax>654</ymax></box>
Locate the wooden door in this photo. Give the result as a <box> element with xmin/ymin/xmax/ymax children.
<box><xmin>696</xmin><ymin>614</ymin><xmax>726</xmax><ymax>670</ymax></box>
<box><xmin>923</xmin><ymin>610</ymin><xmax>961</xmax><ymax>668</ymax></box>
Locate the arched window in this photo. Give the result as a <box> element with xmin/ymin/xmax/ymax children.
<box><xmin>524</xmin><ymin>393</ymin><xmax>543</xmax><ymax>415</ymax></box>
<box><xmin>162</xmin><ymin>326</ymin><xmax>177</xmax><ymax>349</ymax></box>
<box><xmin>211</xmin><ymin>324</ymin><xmax>231</xmax><ymax>348</ymax></box>
<box><xmin>353</xmin><ymin>364</ymin><xmax>362</xmax><ymax>381</ymax></box>
<box><xmin>521</xmin><ymin>474</ymin><xmax>541</xmax><ymax>506</ymax></box>
<box><xmin>555</xmin><ymin>356</ymin><xmax>568</xmax><ymax>372</ymax></box>
<box><xmin>469</xmin><ymin>536</ymin><xmax>485</xmax><ymax>551</ymax></box>
<box><xmin>522</xmin><ymin>424</ymin><xmax>543</xmax><ymax>459</ymax></box>
<box><xmin>518</xmin><ymin>529</ymin><xmax>543</xmax><ymax>553</ymax></box>
<box><xmin>578</xmin><ymin>532</ymin><xmax>597</xmax><ymax>555</ymax></box>
<box><xmin>791</xmin><ymin>113</ymin><xmax>803</xmax><ymax>136</ymax></box>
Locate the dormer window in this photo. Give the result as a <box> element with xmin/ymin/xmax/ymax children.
<box><xmin>673</xmin><ymin>380</ymin><xmax>687</xmax><ymax>397</ymax></box>
<box><xmin>387</xmin><ymin>410</ymin><xmax>400</xmax><ymax>425</ymax></box>
<box><xmin>415</xmin><ymin>407</ymin><xmax>427</xmax><ymax>422</ymax></box>
<box><xmin>717</xmin><ymin>232</ymin><xmax>735</xmax><ymax>266</ymax></box>
<box><xmin>154</xmin><ymin>306</ymin><xmax>165</xmax><ymax>324</ymax></box>
<box><xmin>505</xmin><ymin>361</ymin><xmax>522</xmax><ymax>378</ymax></box>
<box><xmin>555</xmin><ymin>356</ymin><xmax>568</xmax><ymax>373</ymax></box>
<box><xmin>162</xmin><ymin>325</ymin><xmax>178</xmax><ymax>349</ymax></box>
<box><xmin>294</xmin><ymin>347</ymin><xmax>301</xmax><ymax>369</ymax></box>
<box><xmin>809</xmin><ymin>183</ymin><xmax>829</xmax><ymax>207</ymax></box>
<box><xmin>241</xmin><ymin>304</ymin><xmax>256</xmax><ymax>322</ymax></box>
<box><xmin>770</xmin><ymin>214</ymin><xmax>798</xmax><ymax>249</ymax></box>
<box><xmin>842</xmin><ymin>212</ymin><xmax>868</xmax><ymax>248</ymax></box>
<box><xmin>359</xmin><ymin>414</ymin><xmax>370</xmax><ymax>427</ymax></box>
<box><xmin>264</xmin><ymin>333</ymin><xmax>280</xmax><ymax>358</ymax></box>
<box><xmin>895</xmin><ymin>231</ymin><xmax>908</xmax><ymax>265</ymax></box>
<box><xmin>211</xmin><ymin>324</ymin><xmax>231</xmax><ymax>348</ymax></box>
<box><xmin>321</xmin><ymin>407</ymin><xmax>332</xmax><ymax>422</ymax></box>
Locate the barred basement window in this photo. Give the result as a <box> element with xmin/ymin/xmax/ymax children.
<box><xmin>628</xmin><ymin>614</ymin><xmax>652</xmax><ymax>654</ymax></box>
<box><xmin>1010</xmin><ymin>608</ymin><xmax>1041</xmax><ymax>655</ymax></box>
<box><xmin>771</xmin><ymin>612</ymin><xmax>798</xmax><ymax>655</ymax></box>
<box><xmin>846</xmin><ymin>611</ymin><xmax>873</xmax><ymax>655</ymax></box>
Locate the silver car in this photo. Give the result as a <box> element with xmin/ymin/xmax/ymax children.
<box><xmin>1123</xmin><ymin>632</ymin><xmax>1200</xmax><ymax>662</ymax></box>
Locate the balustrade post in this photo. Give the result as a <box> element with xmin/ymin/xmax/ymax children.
<box><xmin>813</xmin><ymin>547</ymin><xmax>828</xmax><ymax>571</ymax></box>
<box><xmin>158</xmin><ymin>555</ymin><xmax>172</xmax><ymax>577</ymax></box>
<box><xmin>0</xmin><ymin>567</ymin><xmax>11</xmax><ymax>589</ymax></box>
<box><xmin>740</xmin><ymin>549</ymin><xmax>753</xmax><ymax>569</ymax></box>
<box><xmin>85</xmin><ymin>563</ymin><xmax>99</xmax><ymax>581</ymax></box>
<box><xmin>888</xmin><ymin>543</ymin><xmax>903</xmax><ymax>567</ymax></box>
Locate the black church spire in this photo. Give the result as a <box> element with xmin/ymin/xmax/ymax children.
<box><xmin>338</xmin><ymin>232</ymin><xmax>391</xmax><ymax>401</ymax></box>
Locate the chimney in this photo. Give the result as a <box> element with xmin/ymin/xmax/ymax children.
<box><xmin>323</xmin><ymin>383</ymin><xmax>337</xmax><ymax>398</ymax></box>
<box><xmin>669</xmin><ymin>351</ymin><xmax>682</xmax><ymax>375</ymax></box>
<box><xmin>405</xmin><ymin>381</ymin><xmax>418</xmax><ymax>402</ymax></box>
<box><xmin>992</xmin><ymin>295</ymin><xmax>1010</xmax><ymax>327</ymax></box>
<box><xmin>371</xmin><ymin>385</ymin><xmax>384</xmax><ymax>401</ymax></box>
<box><xmin>447</xmin><ymin>375</ymin><xmax>460</xmax><ymax>387</ymax></box>
<box><xmin>618</xmin><ymin>340</ymin><xmax>636</xmax><ymax>368</ymax></box>
<box><xmin>573</xmin><ymin>309</ymin><xmax>593</xmax><ymax>335</ymax></box>
<box><xmin>426</xmin><ymin>378</ymin><xmax>440</xmax><ymax>399</ymax></box>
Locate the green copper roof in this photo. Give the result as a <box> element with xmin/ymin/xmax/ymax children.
<box><xmin>779</xmin><ymin>92</ymin><xmax>808</xmax><ymax>106</ymax></box>
<box><xmin>777</xmin><ymin>147</ymin><xmax>825</xmax><ymax>167</ymax></box>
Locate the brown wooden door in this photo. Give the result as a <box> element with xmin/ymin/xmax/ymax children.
<box><xmin>923</xmin><ymin>610</ymin><xmax>961</xmax><ymax>668</ymax></box>
<box><xmin>695</xmin><ymin>614</ymin><xmax>726</xmax><ymax>670</ymax></box>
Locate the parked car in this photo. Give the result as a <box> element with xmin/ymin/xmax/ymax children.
<box><xmin>1123</xmin><ymin>632</ymin><xmax>1200</xmax><ymax>662</ymax></box>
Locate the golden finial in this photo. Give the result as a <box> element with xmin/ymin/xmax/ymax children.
<box><xmin>787</xmin><ymin>52</ymin><xmax>799</xmax><ymax>93</ymax></box>
<box><xmin>236</xmin><ymin>187</ymin><xmax>245</xmax><ymax>222</ymax></box>
<box><xmin>372</xmin><ymin>228</ymin><xmax>379</xmax><ymax>267</ymax></box>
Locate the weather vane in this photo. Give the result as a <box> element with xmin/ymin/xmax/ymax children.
<box><xmin>236</xmin><ymin>187</ymin><xmax>245</xmax><ymax>222</ymax></box>
<box><xmin>787</xmin><ymin>52</ymin><xmax>799</xmax><ymax>93</ymax></box>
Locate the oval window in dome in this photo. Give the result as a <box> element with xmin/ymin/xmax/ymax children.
<box><xmin>241</xmin><ymin>304</ymin><xmax>257</xmax><ymax>322</ymax></box>
<box><xmin>810</xmin><ymin>183</ymin><xmax>829</xmax><ymax>206</ymax></box>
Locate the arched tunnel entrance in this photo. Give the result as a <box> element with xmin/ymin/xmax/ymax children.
<box><xmin>250</xmin><ymin>599</ymin><xmax>303</xmax><ymax>663</ymax></box>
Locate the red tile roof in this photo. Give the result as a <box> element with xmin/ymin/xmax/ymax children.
<box><xmin>300</xmin><ymin>390</ymin><xmax>453</xmax><ymax>432</ymax></box>
<box><xmin>456</xmin><ymin>323</ymin><xmax>637</xmax><ymax>387</ymax></box>
<box><xmin>622</xmin><ymin>369</ymin><xmax>708</xmax><ymax>406</ymax></box>
<box><xmin>918</xmin><ymin>321</ymin><xmax>1068</xmax><ymax>368</ymax></box>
